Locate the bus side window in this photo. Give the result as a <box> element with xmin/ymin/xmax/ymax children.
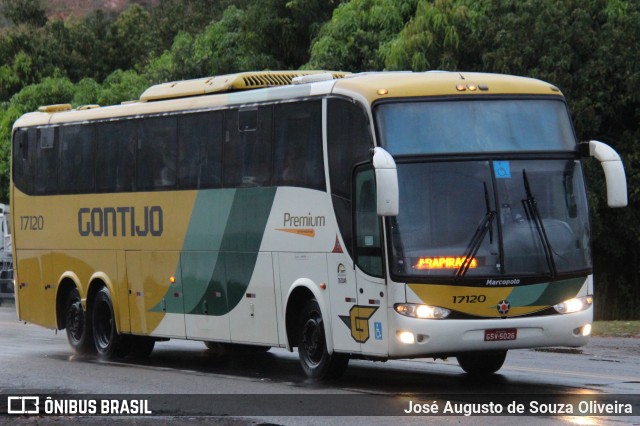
<box><xmin>138</xmin><ymin>116</ymin><xmax>177</xmax><ymax>191</ymax></box>
<box><xmin>11</xmin><ymin>129</ymin><xmax>29</xmax><ymax>193</ymax></box>
<box><xmin>59</xmin><ymin>124</ymin><xmax>95</xmax><ymax>193</ymax></box>
<box><xmin>223</xmin><ymin>106</ymin><xmax>272</xmax><ymax>188</ymax></box>
<box><xmin>178</xmin><ymin>111</ymin><xmax>223</xmax><ymax>189</ymax></box>
<box><xmin>96</xmin><ymin>120</ymin><xmax>135</xmax><ymax>192</ymax></box>
<box><xmin>273</xmin><ymin>100</ymin><xmax>324</xmax><ymax>190</ymax></box>
<box><xmin>33</xmin><ymin>126</ymin><xmax>58</xmax><ymax>195</ymax></box>
<box><xmin>327</xmin><ymin>98</ymin><xmax>373</xmax><ymax>258</ymax></box>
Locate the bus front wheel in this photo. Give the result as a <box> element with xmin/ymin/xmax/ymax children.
<box><xmin>297</xmin><ymin>299</ymin><xmax>349</xmax><ymax>380</ymax></box>
<box><xmin>64</xmin><ymin>288</ymin><xmax>95</xmax><ymax>354</ymax></box>
<box><xmin>456</xmin><ymin>350</ymin><xmax>507</xmax><ymax>376</ymax></box>
<box><xmin>92</xmin><ymin>287</ymin><xmax>129</xmax><ymax>359</ymax></box>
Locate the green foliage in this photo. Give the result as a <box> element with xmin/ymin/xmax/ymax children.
<box><xmin>381</xmin><ymin>0</ymin><xmax>480</xmax><ymax>71</ymax></box>
<box><xmin>148</xmin><ymin>0</ymin><xmax>241</xmax><ymax>52</ymax></box>
<box><xmin>96</xmin><ymin>70</ymin><xmax>149</xmax><ymax>105</ymax></box>
<box><xmin>0</xmin><ymin>0</ymin><xmax>638</xmax><ymax>318</ymax></box>
<box><xmin>9</xmin><ymin>75</ymin><xmax>75</xmax><ymax>112</ymax></box>
<box><xmin>306</xmin><ymin>0</ymin><xmax>418</xmax><ymax>71</ymax></box>
<box><xmin>378</xmin><ymin>0</ymin><xmax>640</xmax><ymax>319</ymax></box>
<box><xmin>0</xmin><ymin>50</ymin><xmax>35</xmax><ymax>100</ymax></box>
<box><xmin>146</xmin><ymin>0</ymin><xmax>342</xmax><ymax>82</ymax></box>
<box><xmin>1</xmin><ymin>0</ymin><xmax>46</xmax><ymax>27</ymax></box>
<box><xmin>146</xmin><ymin>5</ymin><xmax>275</xmax><ymax>81</ymax></box>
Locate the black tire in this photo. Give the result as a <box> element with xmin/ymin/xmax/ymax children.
<box><xmin>456</xmin><ymin>350</ymin><xmax>507</xmax><ymax>376</ymax></box>
<box><xmin>298</xmin><ymin>299</ymin><xmax>349</xmax><ymax>380</ymax></box>
<box><xmin>92</xmin><ymin>287</ymin><xmax>128</xmax><ymax>359</ymax></box>
<box><xmin>64</xmin><ymin>287</ymin><xmax>95</xmax><ymax>354</ymax></box>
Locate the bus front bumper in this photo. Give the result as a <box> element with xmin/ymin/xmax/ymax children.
<box><xmin>387</xmin><ymin>306</ymin><xmax>592</xmax><ymax>358</ymax></box>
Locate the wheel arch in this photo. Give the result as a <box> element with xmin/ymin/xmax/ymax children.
<box><xmin>284</xmin><ymin>279</ymin><xmax>333</xmax><ymax>353</ymax></box>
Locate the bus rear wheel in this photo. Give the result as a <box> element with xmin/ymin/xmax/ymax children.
<box><xmin>456</xmin><ymin>350</ymin><xmax>507</xmax><ymax>376</ymax></box>
<box><xmin>92</xmin><ymin>287</ymin><xmax>129</xmax><ymax>359</ymax></box>
<box><xmin>298</xmin><ymin>299</ymin><xmax>349</xmax><ymax>380</ymax></box>
<box><xmin>64</xmin><ymin>288</ymin><xmax>95</xmax><ymax>354</ymax></box>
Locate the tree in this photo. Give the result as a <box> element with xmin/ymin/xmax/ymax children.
<box><xmin>1</xmin><ymin>0</ymin><xmax>47</xmax><ymax>27</ymax></box>
<box><xmin>149</xmin><ymin>0</ymin><xmax>241</xmax><ymax>53</ymax></box>
<box><xmin>306</xmin><ymin>0</ymin><xmax>418</xmax><ymax>71</ymax></box>
<box><xmin>96</xmin><ymin>69</ymin><xmax>149</xmax><ymax>106</ymax></box>
<box><xmin>146</xmin><ymin>6</ymin><xmax>279</xmax><ymax>82</ymax></box>
<box><xmin>380</xmin><ymin>0</ymin><xmax>640</xmax><ymax>318</ymax></box>
<box><xmin>381</xmin><ymin>0</ymin><xmax>480</xmax><ymax>71</ymax></box>
<box><xmin>0</xmin><ymin>50</ymin><xmax>35</xmax><ymax>100</ymax></box>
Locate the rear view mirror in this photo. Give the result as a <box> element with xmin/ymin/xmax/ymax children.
<box><xmin>372</xmin><ymin>147</ymin><xmax>399</xmax><ymax>216</ymax></box>
<box><xmin>586</xmin><ymin>140</ymin><xmax>627</xmax><ymax>208</ymax></box>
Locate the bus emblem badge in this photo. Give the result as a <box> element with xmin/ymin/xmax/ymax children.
<box><xmin>339</xmin><ymin>305</ymin><xmax>378</xmax><ymax>343</ymax></box>
<box><xmin>497</xmin><ymin>300</ymin><xmax>511</xmax><ymax>315</ymax></box>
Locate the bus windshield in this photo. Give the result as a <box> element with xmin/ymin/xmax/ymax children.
<box><xmin>388</xmin><ymin>159</ymin><xmax>591</xmax><ymax>280</ymax></box>
<box><xmin>376</xmin><ymin>99</ymin><xmax>576</xmax><ymax>155</ymax></box>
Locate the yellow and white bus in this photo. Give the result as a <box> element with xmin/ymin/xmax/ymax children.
<box><xmin>10</xmin><ymin>70</ymin><xmax>627</xmax><ymax>379</ymax></box>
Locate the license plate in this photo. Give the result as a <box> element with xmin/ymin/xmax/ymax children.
<box><xmin>484</xmin><ymin>328</ymin><xmax>517</xmax><ymax>341</ymax></box>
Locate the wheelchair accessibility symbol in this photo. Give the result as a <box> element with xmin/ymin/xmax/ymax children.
<box><xmin>494</xmin><ymin>161</ymin><xmax>511</xmax><ymax>179</ymax></box>
<box><xmin>374</xmin><ymin>322</ymin><xmax>383</xmax><ymax>340</ymax></box>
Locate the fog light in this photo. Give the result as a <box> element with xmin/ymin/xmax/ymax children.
<box><xmin>398</xmin><ymin>331</ymin><xmax>415</xmax><ymax>344</ymax></box>
<box><xmin>582</xmin><ymin>324</ymin><xmax>592</xmax><ymax>336</ymax></box>
<box><xmin>554</xmin><ymin>296</ymin><xmax>593</xmax><ymax>314</ymax></box>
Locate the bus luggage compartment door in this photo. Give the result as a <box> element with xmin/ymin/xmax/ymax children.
<box><xmin>126</xmin><ymin>251</ymin><xmax>186</xmax><ymax>338</ymax></box>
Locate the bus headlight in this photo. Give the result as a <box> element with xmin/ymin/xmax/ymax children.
<box><xmin>554</xmin><ymin>296</ymin><xmax>593</xmax><ymax>314</ymax></box>
<box><xmin>394</xmin><ymin>303</ymin><xmax>450</xmax><ymax>319</ymax></box>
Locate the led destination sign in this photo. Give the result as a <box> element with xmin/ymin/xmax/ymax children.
<box><xmin>414</xmin><ymin>256</ymin><xmax>478</xmax><ymax>270</ymax></box>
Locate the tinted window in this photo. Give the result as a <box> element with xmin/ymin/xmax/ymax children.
<box><xmin>376</xmin><ymin>99</ymin><xmax>576</xmax><ymax>155</ymax></box>
<box><xmin>137</xmin><ymin>116</ymin><xmax>177</xmax><ymax>190</ymax></box>
<box><xmin>328</xmin><ymin>99</ymin><xmax>372</xmax><ymax>197</ymax></box>
<box><xmin>96</xmin><ymin>120</ymin><xmax>135</xmax><ymax>192</ymax></box>
<box><xmin>327</xmin><ymin>99</ymin><xmax>373</xmax><ymax>256</ymax></box>
<box><xmin>59</xmin><ymin>124</ymin><xmax>95</xmax><ymax>193</ymax></box>
<box><xmin>32</xmin><ymin>127</ymin><xmax>58</xmax><ymax>194</ymax></box>
<box><xmin>178</xmin><ymin>111</ymin><xmax>223</xmax><ymax>189</ymax></box>
<box><xmin>224</xmin><ymin>107</ymin><xmax>272</xmax><ymax>187</ymax></box>
<box><xmin>11</xmin><ymin>129</ymin><xmax>29</xmax><ymax>193</ymax></box>
<box><xmin>273</xmin><ymin>101</ymin><xmax>325</xmax><ymax>190</ymax></box>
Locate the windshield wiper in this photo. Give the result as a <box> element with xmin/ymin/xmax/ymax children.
<box><xmin>521</xmin><ymin>170</ymin><xmax>557</xmax><ymax>277</ymax></box>
<box><xmin>456</xmin><ymin>182</ymin><xmax>496</xmax><ymax>279</ymax></box>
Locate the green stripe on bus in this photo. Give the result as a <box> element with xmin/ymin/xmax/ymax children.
<box><xmin>501</xmin><ymin>277</ymin><xmax>585</xmax><ymax>308</ymax></box>
<box><xmin>151</xmin><ymin>187</ymin><xmax>277</xmax><ymax>316</ymax></box>
<box><xmin>527</xmin><ymin>277</ymin><xmax>585</xmax><ymax>306</ymax></box>
<box><xmin>189</xmin><ymin>187</ymin><xmax>276</xmax><ymax>315</ymax></box>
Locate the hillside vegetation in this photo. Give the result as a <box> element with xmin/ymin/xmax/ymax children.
<box><xmin>0</xmin><ymin>0</ymin><xmax>638</xmax><ymax>319</ymax></box>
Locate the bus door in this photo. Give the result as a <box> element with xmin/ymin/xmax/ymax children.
<box><xmin>126</xmin><ymin>251</ymin><xmax>186</xmax><ymax>338</ymax></box>
<box><xmin>351</xmin><ymin>167</ymin><xmax>388</xmax><ymax>356</ymax></box>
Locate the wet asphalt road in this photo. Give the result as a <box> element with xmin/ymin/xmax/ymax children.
<box><xmin>0</xmin><ymin>305</ymin><xmax>638</xmax><ymax>425</ymax></box>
